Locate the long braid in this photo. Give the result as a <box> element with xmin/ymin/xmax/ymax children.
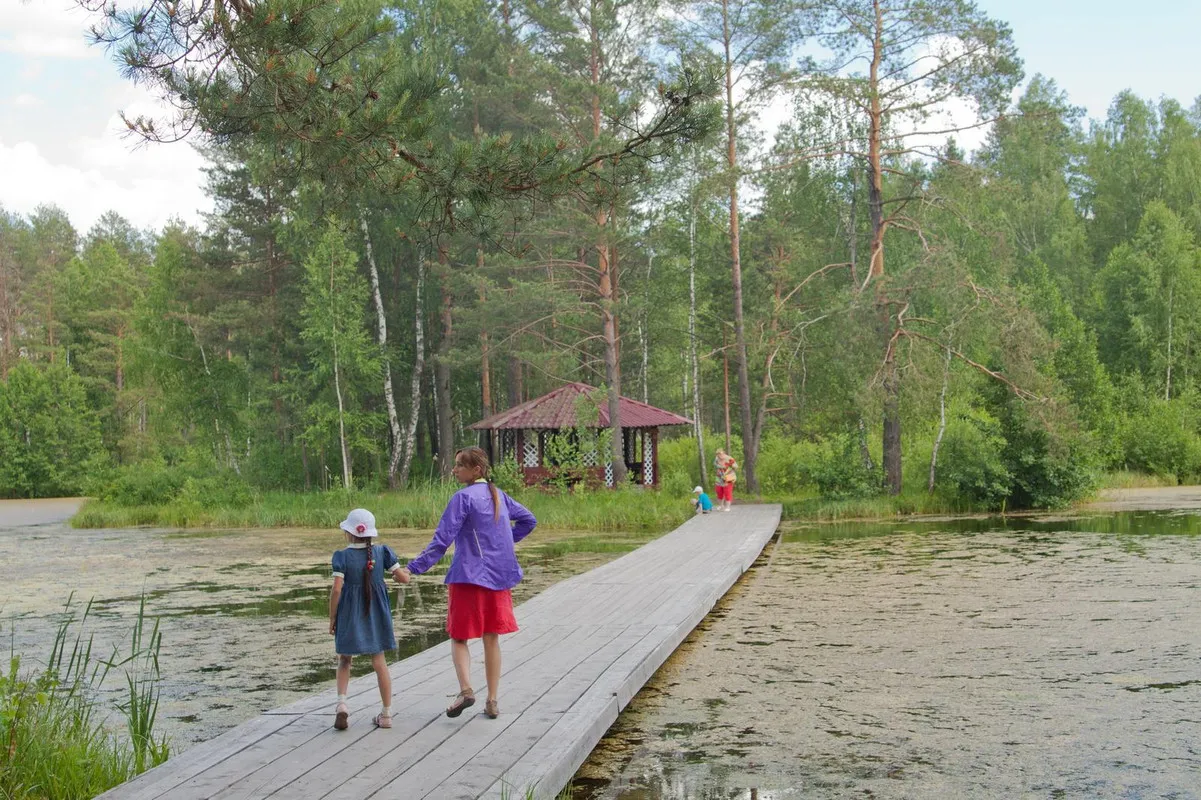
<box><xmin>363</xmin><ymin>538</ymin><xmax>374</xmax><ymax>617</ymax></box>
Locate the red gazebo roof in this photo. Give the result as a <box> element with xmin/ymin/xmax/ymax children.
<box><xmin>468</xmin><ymin>382</ymin><xmax>692</xmax><ymax>430</ymax></box>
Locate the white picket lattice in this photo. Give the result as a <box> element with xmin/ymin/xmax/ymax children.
<box><xmin>604</xmin><ymin>462</ymin><xmax>614</xmax><ymax>487</ymax></box>
<box><xmin>642</xmin><ymin>434</ymin><xmax>654</xmax><ymax>485</ymax></box>
<box><xmin>522</xmin><ymin>435</ymin><xmax>539</xmax><ymax>467</ymax></box>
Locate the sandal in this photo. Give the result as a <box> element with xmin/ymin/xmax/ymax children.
<box><xmin>484</xmin><ymin>699</ymin><xmax>499</xmax><ymax>719</ymax></box>
<box><xmin>333</xmin><ymin>703</ymin><xmax>349</xmax><ymax>731</ymax></box>
<box><xmin>446</xmin><ymin>688</ymin><xmax>475</xmax><ymax>718</ymax></box>
<box><xmin>372</xmin><ymin>713</ymin><xmax>392</xmax><ymax>729</ymax></box>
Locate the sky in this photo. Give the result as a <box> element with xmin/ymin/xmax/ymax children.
<box><xmin>1</xmin><ymin>1</ymin><xmax>1199</xmax><ymax>235</ymax></box>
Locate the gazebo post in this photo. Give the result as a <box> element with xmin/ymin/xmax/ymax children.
<box><xmin>652</xmin><ymin>428</ymin><xmax>660</xmax><ymax>488</ymax></box>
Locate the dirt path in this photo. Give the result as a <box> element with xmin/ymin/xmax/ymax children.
<box><xmin>1078</xmin><ymin>485</ymin><xmax>1201</xmax><ymax>512</ymax></box>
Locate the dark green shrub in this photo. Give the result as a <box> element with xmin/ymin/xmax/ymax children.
<box><xmin>936</xmin><ymin>412</ymin><xmax>1012</xmax><ymax>509</ymax></box>
<box><xmin>1119</xmin><ymin>398</ymin><xmax>1201</xmax><ymax>482</ymax></box>
<box><xmin>97</xmin><ymin>463</ymin><xmax>189</xmax><ymax>506</ymax></box>
<box><xmin>811</xmin><ymin>432</ymin><xmax>878</xmax><ymax>500</ymax></box>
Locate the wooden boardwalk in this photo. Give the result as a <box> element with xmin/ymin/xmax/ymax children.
<box><xmin>100</xmin><ymin>504</ymin><xmax>782</xmax><ymax>800</ymax></box>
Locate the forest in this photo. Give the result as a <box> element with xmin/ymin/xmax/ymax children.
<box><xmin>3</xmin><ymin>0</ymin><xmax>1201</xmax><ymax>514</ymax></box>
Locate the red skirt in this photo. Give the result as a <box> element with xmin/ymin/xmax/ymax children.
<box><xmin>447</xmin><ymin>583</ymin><xmax>519</xmax><ymax>640</ymax></box>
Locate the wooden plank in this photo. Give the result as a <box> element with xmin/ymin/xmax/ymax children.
<box><xmin>94</xmin><ymin>714</ymin><xmax>302</xmax><ymax>800</ymax></box>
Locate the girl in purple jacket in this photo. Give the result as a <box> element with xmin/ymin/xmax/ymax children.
<box><xmin>402</xmin><ymin>446</ymin><xmax>537</xmax><ymax>720</ymax></box>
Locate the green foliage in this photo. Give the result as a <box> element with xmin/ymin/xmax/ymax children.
<box><xmin>810</xmin><ymin>433</ymin><xmax>878</xmax><ymax>501</ymax></box>
<box><xmin>935</xmin><ymin>412</ymin><xmax>1013</xmax><ymax>510</ymax></box>
<box><xmin>96</xmin><ymin>456</ymin><xmax>255</xmax><ymax>510</ymax></box>
<box><xmin>0</xmin><ymin>361</ymin><xmax>106</xmax><ymax>498</ymax></box>
<box><xmin>490</xmin><ymin>456</ymin><xmax>524</xmax><ymax>495</ymax></box>
<box><xmin>1118</xmin><ymin>396</ymin><xmax>1201</xmax><ymax>482</ymax></box>
<box><xmin>990</xmin><ymin>385</ymin><xmax>1100</xmax><ymax>509</ymax></box>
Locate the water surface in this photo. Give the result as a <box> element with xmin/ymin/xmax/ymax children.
<box><xmin>571</xmin><ymin>511</ymin><xmax>1201</xmax><ymax>798</ymax></box>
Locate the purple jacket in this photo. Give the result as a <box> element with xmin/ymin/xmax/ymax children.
<box><xmin>406</xmin><ymin>481</ymin><xmax>537</xmax><ymax>590</ymax></box>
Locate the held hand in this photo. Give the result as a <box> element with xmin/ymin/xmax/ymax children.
<box><xmin>329</xmin><ymin>622</ymin><xmax>336</xmax><ymax>635</ymax></box>
<box><xmin>395</xmin><ymin>568</ymin><xmax>412</xmax><ymax>584</ymax></box>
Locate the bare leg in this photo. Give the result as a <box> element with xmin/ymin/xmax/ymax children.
<box><xmin>336</xmin><ymin>654</ymin><xmax>352</xmax><ymax>696</ymax></box>
<box><xmin>451</xmin><ymin>638</ymin><xmax>473</xmax><ymax>692</ymax></box>
<box><xmin>482</xmin><ymin>633</ymin><xmax>501</xmax><ymax>702</ymax></box>
<box><xmin>334</xmin><ymin>655</ymin><xmax>352</xmax><ymax>729</ymax></box>
<box><xmin>372</xmin><ymin>653</ymin><xmax>392</xmax><ymax>709</ymax></box>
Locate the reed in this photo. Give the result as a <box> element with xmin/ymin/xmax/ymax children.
<box><xmin>0</xmin><ymin>596</ymin><xmax>168</xmax><ymax>800</ymax></box>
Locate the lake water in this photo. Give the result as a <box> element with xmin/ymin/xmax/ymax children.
<box><xmin>570</xmin><ymin>511</ymin><xmax>1201</xmax><ymax>799</ymax></box>
<box><xmin>2</xmin><ymin>501</ymin><xmax>1199</xmax><ymax>797</ymax></box>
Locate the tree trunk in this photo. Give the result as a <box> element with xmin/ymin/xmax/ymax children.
<box><xmin>1165</xmin><ymin>283</ymin><xmax>1174</xmax><ymax>400</ymax></box>
<box><xmin>435</xmin><ymin>248</ymin><xmax>455</xmax><ymax>478</ymax></box>
<box><xmin>866</xmin><ymin>0</ymin><xmax>900</xmax><ymax>494</ymax></box>
<box><xmin>591</xmin><ymin>1</ymin><xmax>626</xmax><ymax>485</ymax></box>
<box><xmin>399</xmin><ymin>249</ymin><xmax>426</xmax><ymax>488</ymax></box>
<box><xmin>723</xmin><ymin>0</ymin><xmax>757</xmax><ymax>493</ymax></box>
<box><xmin>688</xmin><ymin>174</ymin><xmax>708</xmax><ymax>486</ymax></box>
<box><xmin>882</xmin><ymin>356</ymin><xmax>901</xmax><ymax>495</ymax></box>
<box><xmin>929</xmin><ymin>342</ymin><xmax>952</xmax><ymax>492</ymax></box>
<box><xmin>360</xmin><ymin>214</ymin><xmax>404</xmax><ymax>488</ymax></box>
<box><xmin>858</xmin><ymin>416</ymin><xmax>875</xmax><ymax>473</ymax></box>
<box><xmin>722</xmin><ymin>326</ymin><xmax>732</xmax><ymax>452</ymax></box>
<box><xmin>331</xmin><ymin>259</ymin><xmax>352</xmax><ymax>491</ymax></box>
<box><xmin>478</xmin><ymin>249</ymin><xmax>494</xmax><ymax>455</ymax></box>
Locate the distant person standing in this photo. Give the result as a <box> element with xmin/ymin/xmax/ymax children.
<box><xmin>714</xmin><ymin>448</ymin><xmax>737</xmax><ymax>511</ymax></box>
<box><xmin>402</xmin><ymin>446</ymin><xmax>537</xmax><ymax>720</ymax></box>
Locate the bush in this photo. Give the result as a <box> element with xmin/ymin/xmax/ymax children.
<box><xmin>97</xmin><ymin>462</ymin><xmax>190</xmax><ymax>506</ymax></box>
<box><xmin>1119</xmin><ymin>398</ymin><xmax>1201</xmax><ymax>482</ymax></box>
<box><xmin>991</xmin><ymin>385</ymin><xmax>1099</xmax><ymax>509</ymax></box>
<box><xmin>177</xmin><ymin>473</ymin><xmax>256</xmax><ymax>509</ymax></box>
<box><xmin>810</xmin><ymin>432</ymin><xmax>878</xmax><ymax>501</ymax></box>
<box><xmin>660</xmin><ymin>468</ymin><xmax>694</xmax><ymax>499</ymax></box>
<box><xmin>95</xmin><ymin>457</ymin><xmax>255</xmax><ymax>509</ymax></box>
<box><xmin>756</xmin><ymin>434</ymin><xmax>819</xmax><ymax>495</ymax></box>
<box><xmin>936</xmin><ymin>412</ymin><xmax>1013</xmax><ymax>509</ymax></box>
<box><xmin>490</xmin><ymin>455</ymin><xmax>524</xmax><ymax>495</ymax></box>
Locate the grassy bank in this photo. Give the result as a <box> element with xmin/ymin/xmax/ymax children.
<box><xmin>73</xmin><ymin>471</ymin><xmax>1177</xmax><ymax>533</ymax></box>
<box><xmin>72</xmin><ymin>485</ymin><xmax>694</xmax><ymax>532</ymax></box>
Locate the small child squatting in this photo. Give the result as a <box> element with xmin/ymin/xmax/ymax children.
<box><xmin>692</xmin><ymin>486</ymin><xmax>713</xmax><ymax>514</ymax></box>
<box><xmin>329</xmin><ymin>508</ymin><xmax>410</xmax><ymax>731</ymax></box>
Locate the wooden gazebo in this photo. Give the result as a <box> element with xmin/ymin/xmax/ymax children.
<box><xmin>468</xmin><ymin>382</ymin><xmax>692</xmax><ymax>487</ymax></box>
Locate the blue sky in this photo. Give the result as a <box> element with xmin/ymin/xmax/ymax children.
<box><xmin>1</xmin><ymin>1</ymin><xmax>1198</xmax><ymax>233</ymax></box>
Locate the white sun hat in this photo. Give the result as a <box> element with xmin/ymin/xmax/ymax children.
<box><xmin>693</xmin><ymin>486</ymin><xmax>704</xmax><ymax>494</ymax></box>
<box><xmin>339</xmin><ymin>508</ymin><xmax>378</xmax><ymax>538</ymax></box>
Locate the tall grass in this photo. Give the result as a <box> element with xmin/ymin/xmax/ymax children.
<box><xmin>0</xmin><ymin>596</ymin><xmax>168</xmax><ymax>799</ymax></box>
<box><xmin>73</xmin><ymin>484</ymin><xmax>694</xmax><ymax>533</ymax></box>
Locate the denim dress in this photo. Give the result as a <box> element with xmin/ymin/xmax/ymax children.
<box><xmin>332</xmin><ymin>544</ymin><xmax>398</xmax><ymax>655</ymax></box>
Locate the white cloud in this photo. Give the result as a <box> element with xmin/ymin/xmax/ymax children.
<box><xmin>0</xmin><ymin>4</ymin><xmax>96</xmax><ymax>59</ymax></box>
<box><xmin>12</xmin><ymin>93</ymin><xmax>42</xmax><ymax>107</ymax></box>
<box><xmin>0</xmin><ymin>128</ymin><xmax>211</xmax><ymax>233</ymax></box>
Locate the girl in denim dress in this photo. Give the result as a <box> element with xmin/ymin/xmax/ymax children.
<box><xmin>329</xmin><ymin>508</ymin><xmax>410</xmax><ymax>730</ymax></box>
